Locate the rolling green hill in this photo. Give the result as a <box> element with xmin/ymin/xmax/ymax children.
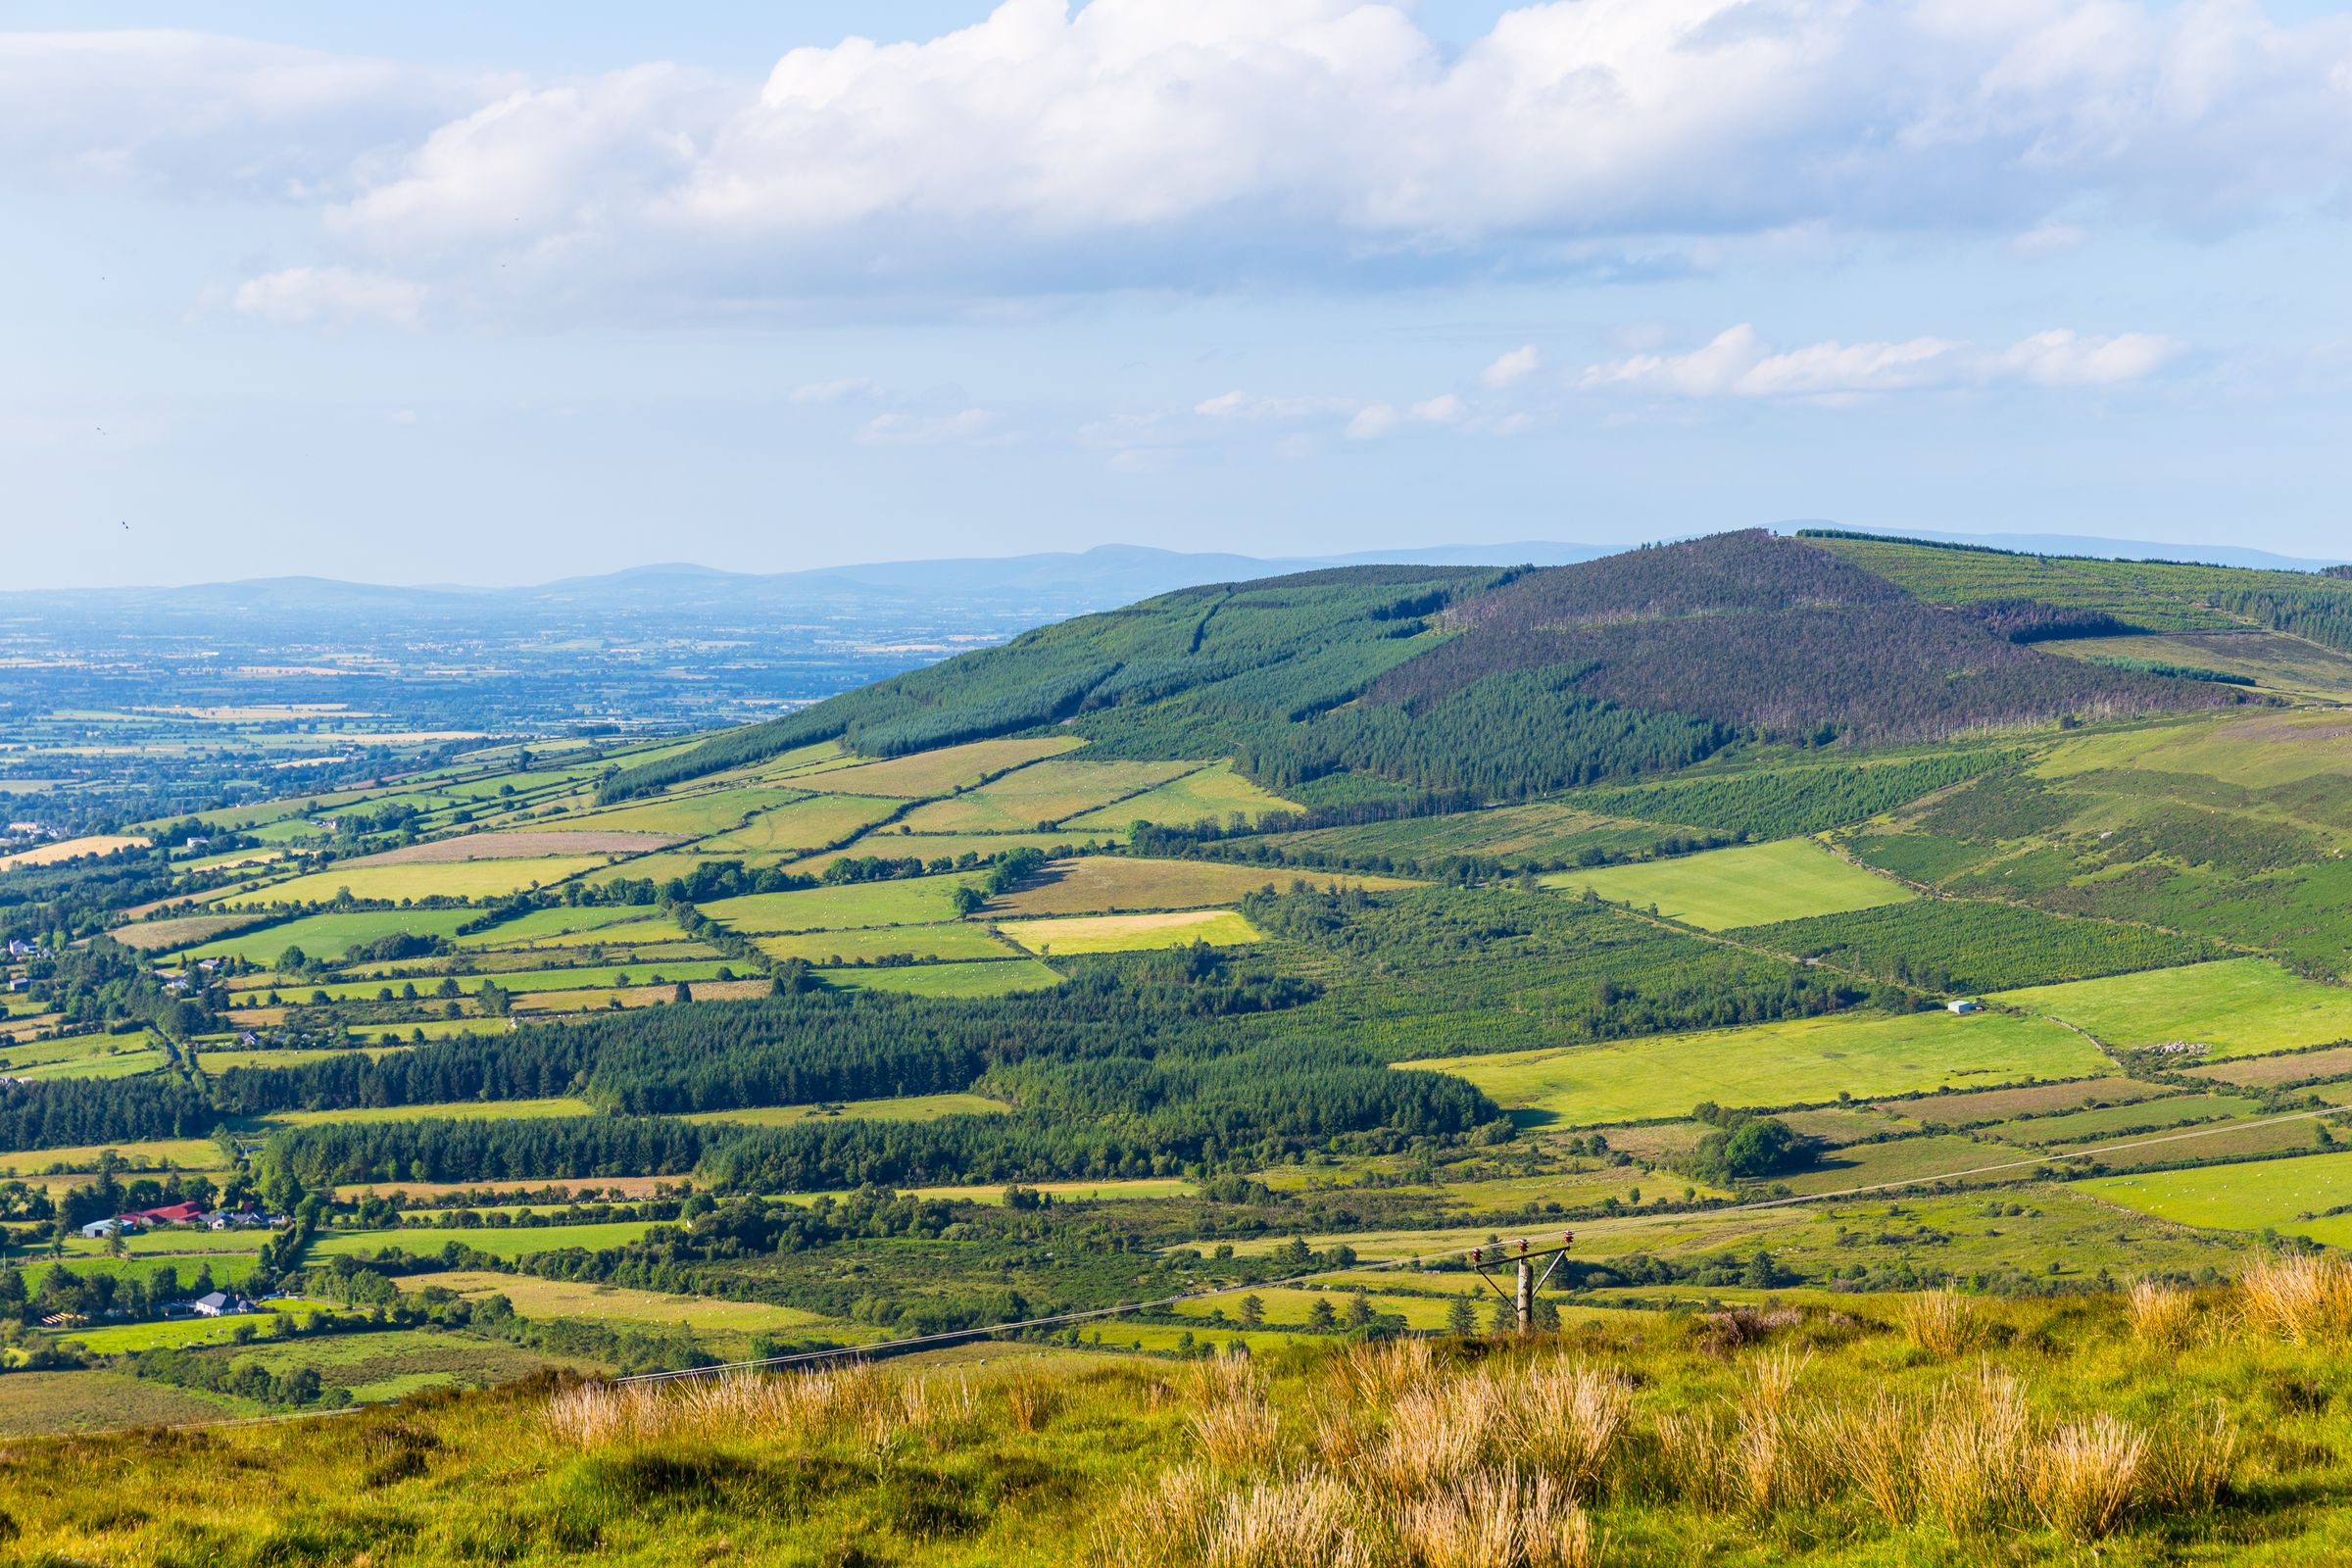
<box><xmin>603</xmin><ymin>532</ymin><xmax>2238</xmax><ymax>808</ymax></box>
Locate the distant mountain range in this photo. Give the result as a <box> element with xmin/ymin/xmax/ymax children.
<box><xmin>2</xmin><ymin>531</ymin><xmax>2336</xmax><ymax>625</ymax></box>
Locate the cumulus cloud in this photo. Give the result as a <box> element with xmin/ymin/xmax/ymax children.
<box><xmin>1580</xmin><ymin>322</ymin><xmax>2181</xmax><ymax>399</ymax></box>
<box><xmin>0</xmin><ymin>30</ymin><xmax>512</xmax><ymax>199</ymax></box>
<box><xmin>13</xmin><ymin>0</ymin><xmax>2350</xmax><ymax>306</ymax></box>
<box><xmin>233</xmin><ymin>266</ymin><xmax>426</xmax><ymax>327</ymax></box>
<box><xmin>1481</xmin><ymin>346</ymin><xmax>1542</xmax><ymax>389</ymax></box>
<box><xmin>1344</xmin><ymin>404</ymin><xmax>1401</xmax><ymax>440</ymax></box>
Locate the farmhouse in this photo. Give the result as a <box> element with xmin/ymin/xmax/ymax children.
<box><xmin>191</xmin><ymin>1291</ymin><xmax>257</xmax><ymax>1317</ymax></box>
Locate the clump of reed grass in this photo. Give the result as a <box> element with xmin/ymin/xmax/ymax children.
<box><xmin>2027</xmin><ymin>1415</ymin><xmax>2147</xmax><ymax>1541</ymax></box>
<box><xmin>1095</xmin><ymin>1461</ymin><xmax>1221</xmax><ymax>1568</ymax></box>
<box><xmin>1191</xmin><ymin>1392</ymin><xmax>1281</xmax><ymax>1472</ymax></box>
<box><xmin>2126</xmin><ymin>1277</ymin><xmax>2198</xmax><ymax>1348</ymax></box>
<box><xmin>1397</xmin><ymin>1467</ymin><xmax>1600</xmax><ymax>1568</ymax></box>
<box><xmin>1503</xmin><ymin>1361</ymin><xmax>1631</xmax><ymax>1494</ymax></box>
<box><xmin>2144</xmin><ymin>1400</ymin><xmax>2236</xmax><ymax>1515</ymax></box>
<box><xmin>1822</xmin><ymin>1394</ymin><xmax>1919</xmax><ymax>1527</ymax></box>
<box><xmin>1912</xmin><ymin>1363</ymin><xmax>2028</xmax><ymax>1536</ymax></box>
<box><xmin>1370</xmin><ymin>1382</ymin><xmax>1498</xmax><ymax>1498</ymax></box>
<box><xmin>1004</xmin><ymin>1373</ymin><xmax>1061</xmax><ymax>1434</ymax></box>
<box><xmin>1901</xmin><ymin>1289</ymin><xmax>1980</xmax><ymax>1357</ymax></box>
<box><xmin>2239</xmin><ymin>1252</ymin><xmax>2352</xmax><ymax>1344</ymax></box>
<box><xmin>1204</xmin><ymin>1474</ymin><xmax>1371</xmax><ymax>1568</ymax></box>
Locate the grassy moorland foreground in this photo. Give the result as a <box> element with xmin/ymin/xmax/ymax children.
<box><xmin>6</xmin><ymin>1264</ymin><xmax>2352</xmax><ymax>1566</ymax></box>
<box><xmin>11</xmin><ymin>530</ymin><xmax>2352</xmax><ymax>1554</ymax></box>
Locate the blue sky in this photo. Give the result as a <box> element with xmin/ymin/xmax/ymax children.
<box><xmin>6</xmin><ymin>1</ymin><xmax>2350</xmax><ymax>587</ymax></box>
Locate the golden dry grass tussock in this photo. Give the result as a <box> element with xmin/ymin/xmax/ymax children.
<box><xmin>2238</xmin><ymin>1252</ymin><xmax>2352</xmax><ymax>1344</ymax></box>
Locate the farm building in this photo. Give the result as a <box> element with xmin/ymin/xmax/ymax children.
<box><xmin>191</xmin><ymin>1292</ymin><xmax>257</xmax><ymax>1317</ymax></box>
<box><xmin>1946</xmin><ymin>999</ymin><xmax>1984</xmax><ymax>1014</ymax></box>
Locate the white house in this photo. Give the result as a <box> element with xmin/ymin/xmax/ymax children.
<box><xmin>191</xmin><ymin>1291</ymin><xmax>256</xmax><ymax>1317</ymax></box>
<box><xmin>1946</xmin><ymin>999</ymin><xmax>1984</xmax><ymax>1014</ymax></box>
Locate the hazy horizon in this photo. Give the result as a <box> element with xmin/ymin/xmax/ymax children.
<box><xmin>8</xmin><ymin>1</ymin><xmax>2351</xmax><ymax>589</ymax></box>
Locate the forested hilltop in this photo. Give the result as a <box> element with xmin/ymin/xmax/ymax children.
<box><xmin>12</xmin><ymin>529</ymin><xmax>2352</xmax><ymax>1563</ymax></box>
<box><xmin>598</xmin><ymin>531</ymin><xmax>2242</xmax><ymax>806</ymax></box>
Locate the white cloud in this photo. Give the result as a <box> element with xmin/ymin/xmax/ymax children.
<box><xmin>233</xmin><ymin>266</ymin><xmax>425</xmax><ymax>327</ymax></box>
<box><xmin>1480</xmin><ymin>346</ymin><xmax>1541</xmax><ymax>389</ymax></box>
<box><xmin>0</xmin><ymin>30</ymin><xmax>512</xmax><ymax>199</ymax></box>
<box><xmin>1344</xmin><ymin>403</ymin><xmax>1401</xmax><ymax>440</ymax></box>
<box><xmin>855</xmin><ymin>408</ymin><xmax>998</xmax><ymax>445</ymax></box>
<box><xmin>1408</xmin><ymin>394</ymin><xmax>1465</xmax><ymax>424</ymax></box>
<box><xmin>20</xmin><ymin>0</ymin><xmax>2346</xmax><ymax>307</ymax></box>
<box><xmin>1582</xmin><ymin>322</ymin><xmax>2180</xmax><ymax>399</ymax></box>
<box><xmin>1993</xmin><ymin>328</ymin><xmax>2181</xmax><ymax>386</ymax></box>
<box><xmin>2011</xmin><ymin>222</ymin><xmax>2090</xmax><ymax>258</ymax></box>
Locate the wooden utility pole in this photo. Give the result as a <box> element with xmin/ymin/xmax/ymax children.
<box><xmin>1466</xmin><ymin>1234</ymin><xmax>1573</xmax><ymax>1337</ymax></box>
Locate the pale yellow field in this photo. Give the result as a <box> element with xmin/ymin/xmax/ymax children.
<box><xmin>0</xmin><ymin>835</ymin><xmax>149</xmax><ymax>872</ymax></box>
<box><xmin>216</xmin><ymin>858</ymin><xmax>607</xmax><ymax>906</ymax></box>
<box><xmin>997</xmin><ymin>907</ymin><xmax>1264</xmax><ymax>955</ymax></box>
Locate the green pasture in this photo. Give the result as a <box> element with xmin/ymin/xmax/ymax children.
<box><xmin>2032</xmin><ymin>709</ymin><xmax>2352</xmax><ymax>792</ymax></box>
<box><xmin>218</xmin><ymin>858</ymin><xmax>606</xmax><ymax>907</ymax></box>
<box><xmin>0</xmin><ymin>1138</ymin><xmax>226</xmax><ymax>1178</ymax></box>
<box><xmin>684</xmin><ymin>794</ymin><xmax>901</xmax><ymax>857</ymax></box>
<box><xmin>413</xmin><ymin>1272</ymin><xmax>851</xmax><ymax>1341</ymax></box>
<box><xmin>173</xmin><ymin>908</ymin><xmax>477</xmax><ymax>964</ymax></box>
<box><xmin>2076</xmin><ymin>1150</ymin><xmax>2352</xmax><ymax>1243</ymax></box>
<box><xmin>809</xmin><ymin>736</ymin><xmax>1084</xmax><ymax>798</ymax></box>
<box><xmin>60</xmin><ymin>1299</ymin><xmax>343</xmax><ymax>1355</ymax></box>
<box><xmin>699</xmin><ymin>871</ymin><xmax>991</xmax><ymax>934</ymax></box>
<box><xmin>0</xmin><ymin>1370</ymin><xmax>254</xmax><ymax>1437</ymax></box>
<box><xmin>534</xmin><ymin>785</ymin><xmax>799</xmax><ymax>839</ymax></box>
<box><xmin>900</xmin><ymin>759</ymin><xmax>1196</xmax><ymax>833</ymax></box>
<box><xmin>1406</xmin><ymin>1006</ymin><xmax>2104</xmax><ymax>1128</ymax></box>
<box><xmin>309</xmin><ymin>1221</ymin><xmax>655</xmax><ymax>1260</ymax></box>
<box><xmin>1996</xmin><ymin>957</ymin><xmax>2352</xmax><ymax>1060</ymax></box>
<box><xmin>231</xmin><ymin>958</ymin><xmax>740</xmax><ymax>1005</ymax></box>
<box><xmin>451</xmin><ymin>906</ymin><xmax>679</xmax><ymax>948</ymax></box>
<box><xmin>261</xmin><ymin>1097</ymin><xmax>593</xmax><ymax>1129</ymax></box>
<box><xmin>996</xmin><ymin>907</ymin><xmax>1262</xmax><ymax>955</ymax></box>
<box><xmin>754</xmin><ymin>922</ymin><xmax>1018</xmax><ymax>965</ymax></box>
<box><xmin>818</xmin><ymin>958</ymin><xmax>1065</xmax><ymax>998</ymax></box>
<box><xmin>794</xmin><ymin>831</ymin><xmax>1105</xmax><ymax>877</ymax></box>
<box><xmin>1059</xmin><ymin>761</ymin><xmax>1298</xmax><ymax>832</ymax></box>
<box><xmin>1541</xmin><ymin>838</ymin><xmax>1914</xmax><ymax>931</ymax></box>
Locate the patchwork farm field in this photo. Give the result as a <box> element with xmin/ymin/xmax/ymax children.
<box><xmin>1996</xmin><ymin>956</ymin><xmax>2352</xmax><ymax>1059</ymax></box>
<box><xmin>808</xmin><ymin>737</ymin><xmax>1083</xmax><ymax>797</ymax></box>
<box><xmin>1058</xmin><ymin>760</ymin><xmax>1296</xmax><ymax>831</ymax></box>
<box><xmin>996</xmin><ymin>907</ymin><xmax>1262</xmax><ymax>955</ymax></box>
<box><xmin>1542</xmin><ymin>837</ymin><xmax>1913</xmax><ymax>930</ymax></box>
<box><xmin>817</xmin><ymin>958</ymin><xmax>1064</xmax><ymax>997</ymax></box>
<box><xmin>172</xmin><ymin>907</ymin><xmax>479</xmax><ymax>962</ymax></box>
<box><xmin>411</xmin><ymin>1272</ymin><xmax>854</xmax><ymax>1340</ymax></box>
<box><xmin>899</xmin><ymin>759</ymin><xmax>1196</xmax><ymax>832</ymax></box>
<box><xmin>754</xmin><ymin>922</ymin><xmax>1018</xmax><ymax>964</ymax></box>
<box><xmin>994</xmin><ymin>856</ymin><xmax>1410</xmax><ymax>916</ymax></box>
<box><xmin>216</xmin><ymin>858</ymin><xmax>607</xmax><ymax>906</ymax></box>
<box><xmin>0</xmin><ymin>1371</ymin><xmax>250</xmax><ymax>1437</ymax></box>
<box><xmin>2076</xmin><ymin>1149</ymin><xmax>2352</xmax><ymax>1243</ymax></box>
<box><xmin>1408</xmin><ymin>1006</ymin><xmax>2103</xmax><ymax>1127</ymax></box>
<box><xmin>309</xmin><ymin>1222</ymin><xmax>658</xmax><ymax>1259</ymax></box>
<box><xmin>681</xmin><ymin>793</ymin><xmax>902</xmax><ymax>857</ymax></box>
<box><xmin>262</xmin><ymin>1097</ymin><xmax>594</xmax><ymax>1128</ymax></box>
<box><xmin>700</xmin><ymin>871</ymin><xmax>991</xmax><ymax>933</ymax></box>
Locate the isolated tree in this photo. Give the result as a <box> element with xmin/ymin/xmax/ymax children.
<box><xmin>1237</xmin><ymin>1295</ymin><xmax>1264</xmax><ymax>1329</ymax></box>
<box><xmin>1446</xmin><ymin>1296</ymin><xmax>1477</xmax><ymax>1338</ymax></box>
